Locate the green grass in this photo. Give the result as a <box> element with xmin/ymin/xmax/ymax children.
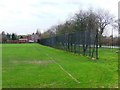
<box><xmin>2</xmin><ymin>44</ymin><xmax>118</xmax><ymax>88</ymax></box>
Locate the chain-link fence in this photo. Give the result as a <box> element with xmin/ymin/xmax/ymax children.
<box><xmin>39</xmin><ymin>30</ymin><xmax>98</xmax><ymax>59</ymax></box>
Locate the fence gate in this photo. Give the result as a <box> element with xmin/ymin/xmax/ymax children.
<box><xmin>39</xmin><ymin>30</ymin><xmax>98</xmax><ymax>59</ymax></box>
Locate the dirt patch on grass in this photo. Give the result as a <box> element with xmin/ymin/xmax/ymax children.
<box><xmin>11</xmin><ymin>60</ymin><xmax>53</xmax><ymax>65</ymax></box>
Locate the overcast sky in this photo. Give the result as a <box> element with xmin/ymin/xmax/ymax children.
<box><xmin>0</xmin><ymin>0</ymin><xmax>119</xmax><ymax>35</ymax></box>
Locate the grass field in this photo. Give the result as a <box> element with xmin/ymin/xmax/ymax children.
<box><xmin>2</xmin><ymin>44</ymin><xmax>118</xmax><ymax>88</ymax></box>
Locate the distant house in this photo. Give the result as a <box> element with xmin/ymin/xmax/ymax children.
<box><xmin>19</xmin><ymin>39</ymin><xmax>28</xmax><ymax>43</ymax></box>
<box><xmin>27</xmin><ymin>35</ymin><xmax>34</xmax><ymax>43</ymax></box>
<box><xmin>18</xmin><ymin>34</ymin><xmax>40</xmax><ymax>43</ymax></box>
<box><xmin>31</xmin><ymin>34</ymin><xmax>39</xmax><ymax>42</ymax></box>
<box><xmin>27</xmin><ymin>32</ymin><xmax>40</xmax><ymax>43</ymax></box>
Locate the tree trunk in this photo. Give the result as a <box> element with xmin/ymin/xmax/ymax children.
<box><xmin>99</xmin><ymin>35</ymin><xmax>102</xmax><ymax>48</ymax></box>
<box><xmin>99</xmin><ymin>28</ymin><xmax>104</xmax><ymax>48</ymax></box>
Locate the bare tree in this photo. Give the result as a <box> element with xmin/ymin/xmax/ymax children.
<box><xmin>97</xmin><ymin>9</ymin><xmax>115</xmax><ymax>47</ymax></box>
<box><xmin>2</xmin><ymin>31</ymin><xmax>7</xmax><ymax>43</ymax></box>
<box><xmin>41</xmin><ymin>29</ymin><xmax>56</xmax><ymax>39</ymax></box>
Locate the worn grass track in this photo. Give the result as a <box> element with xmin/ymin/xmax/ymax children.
<box><xmin>2</xmin><ymin>44</ymin><xmax>118</xmax><ymax>88</ymax></box>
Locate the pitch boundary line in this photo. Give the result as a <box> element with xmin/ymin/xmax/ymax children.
<box><xmin>46</xmin><ymin>54</ymin><xmax>80</xmax><ymax>84</ymax></box>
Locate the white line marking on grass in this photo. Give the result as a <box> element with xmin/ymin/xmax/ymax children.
<box><xmin>46</xmin><ymin>54</ymin><xmax>80</xmax><ymax>84</ymax></box>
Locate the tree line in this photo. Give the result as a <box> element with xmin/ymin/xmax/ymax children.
<box><xmin>41</xmin><ymin>8</ymin><xmax>118</xmax><ymax>47</ymax></box>
<box><xmin>1</xmin><ymin>31</ymin><xmax>18</xmax><ymax>43</ymax></box>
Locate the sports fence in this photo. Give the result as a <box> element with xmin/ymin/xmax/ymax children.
<box><xmin>39</xmin><ymin>30</ymin><xmax>98</xmax><ymax>59</ymax></box>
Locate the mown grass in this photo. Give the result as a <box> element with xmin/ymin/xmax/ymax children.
<box><xmin>2</xmin><ymin>44</ymin><xmax>118</xmax><ymax>88</ymax></box>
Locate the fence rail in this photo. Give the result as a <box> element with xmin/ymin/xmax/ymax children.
<box><xmin>39</xmin><ymin>30</ymin><xmax>98</xmax><ymax>59</ymax></box>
